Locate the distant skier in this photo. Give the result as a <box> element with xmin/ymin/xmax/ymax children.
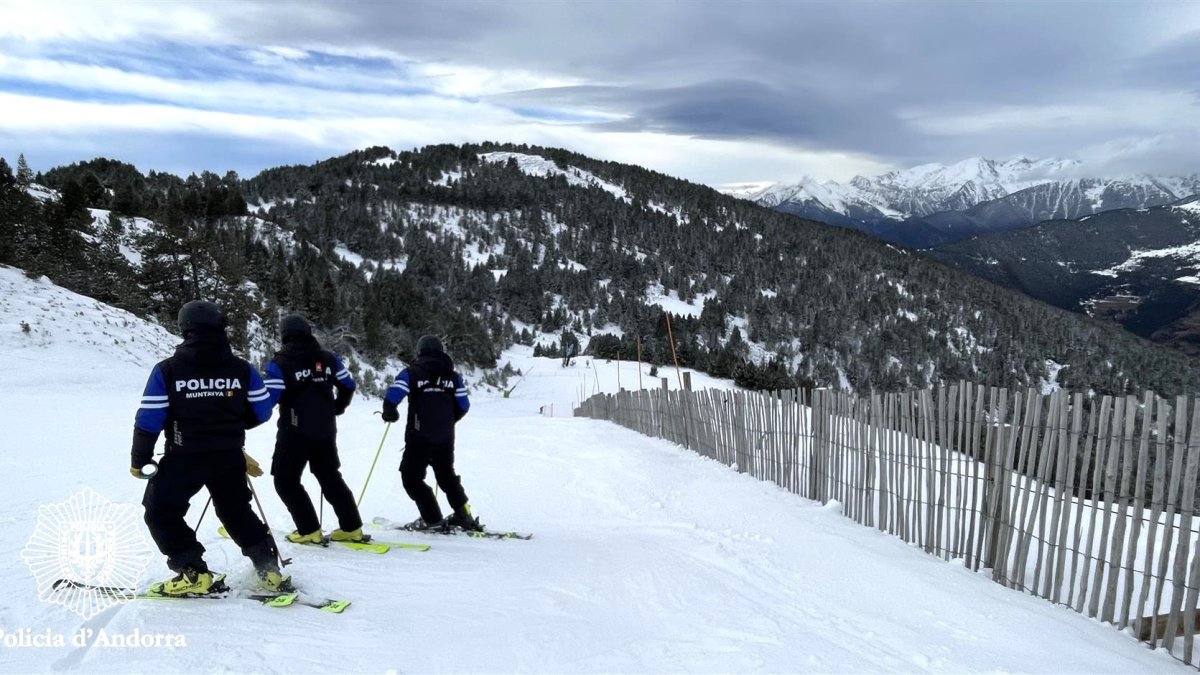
<box><xmin>380</xmin><ymin>335</ymin><xmax>479</xmax><ymax>531</ymax></box>
<box><xmin>263</xmin><ymin>314</ymin><xmax>363</xmax><ymax>544</ymax></box>
<box><xmin>130</xmin><ymin>300</ymin><xmax>290</xmax><ymax>595</ymax></box>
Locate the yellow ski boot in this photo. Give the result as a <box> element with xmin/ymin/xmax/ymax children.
<box><xmin>257</xmin><ymin>567</ymin><xmax>294</xmax><ymax>593</ymax></box>
<box><xmin>286</xmin><ymin>529</ymin><xmax>324</xmax><ymax>544</ymax></box>
<box><xmin>329</xmin><ymin>528</ymin><xmax>364</xmax><ymax>542</ymax></box>
<box><xmin>158</xmin><ymin>569</ymin><xmax>217</xmax><ymax>596</ymax></box>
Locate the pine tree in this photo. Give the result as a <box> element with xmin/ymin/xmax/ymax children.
<box><xmin>0</xmin><ymin>158</ymin><xmax>17</xmax><ymax>262</ymax></box>
<box><xmin>15</xmin><ymin>154</ymin><xmax>33</xmax><ymax>188</ymax></box>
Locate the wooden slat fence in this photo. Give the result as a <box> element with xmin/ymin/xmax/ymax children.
<box><xmin>575</xmin><ymin>384</ymin><xmax>1200</xmax><ymax>667</ymax></box>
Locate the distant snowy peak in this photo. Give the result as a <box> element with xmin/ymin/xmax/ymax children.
<box><xmin>881</xmin><ymin>157</ymin><xmax>1082</xmax><ymax>193</ymax></box>
<box><xmin>752</xmin><ymin>157</ymin><xmax>1089</xmax><ymax>220</ymax></box>
<box><xmin>747</xmin><ymin>157</ymin><xmax>1200</xmax><ymax>248</ymax></box>
<box><xmin>715</xmin><ymin>181</ymin><xmax>776</xmax><ymax>200</ymax></box>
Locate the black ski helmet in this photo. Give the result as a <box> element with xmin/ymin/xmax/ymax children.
<box><xmin>417</xmin><ymin>335</ymin><xmax>444</xmax><ymax>356</ymax></box>
<box><xmin>279</xmin><ymin>314</ymin><xmax>312</xmax><ymax>341</ymax></box>
<box><xmin>177</xmin><ymin>300</ymin><xmax>227</xmax><ymax>334</ymax></box>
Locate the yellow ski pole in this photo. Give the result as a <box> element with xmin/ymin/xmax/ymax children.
<box><xmin>247</xmin><ymin>477</ymin><xmax>288</xmax><ymax>569</ymax></box>
<box><xmin>358</xmin><ymin>422</ymin><xmax>390</xmax><ymax>507</ymax></box>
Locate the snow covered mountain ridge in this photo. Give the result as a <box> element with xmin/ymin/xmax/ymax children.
<box><xmin>734</xmin><ymin>157</ymin><xmax>1200</xmax><ymax>248</ymax></box>
<box><xmin>737</xmin><ymin>157</ymin><xmax>1078</xmax><ymax>215</ymax></box>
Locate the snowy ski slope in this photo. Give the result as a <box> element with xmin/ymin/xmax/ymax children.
<box><xmin>0</xmin><ymin>267</ymin><xmax>1184</xmax><ymax>673</ymax></box>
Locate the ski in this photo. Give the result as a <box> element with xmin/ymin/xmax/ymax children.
<box><xmin>52</xmin><ymin>578</ymin><xmax>349</xmax><ymax>613</ymax></box>
<box><xmin>250</xmin><ymin>593</ymin><xmax>351</xmax><ymax>613</ymax></box>
<box><xmin>218</xmin><ymin>525</ymin><xmax>430</xmax><ymax>553</ymax></box>
<box><xmin>53</xmin><ymin>575</ymin><xmax>234</xmax><ymax>601</ymax></box>
<box><xmin>371</xmin><ymin>516</ymin><xmax>533</xmax><ymax>540</ymax></box>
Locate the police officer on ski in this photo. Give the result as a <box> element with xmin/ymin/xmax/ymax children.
<box><xmin>131</xmin><ymin>300</ymin><xmax>290</xmax><ymax>595</ymax></box>
<box><xmin>381</xmin><ymin>335</ymin><xmax>478</xmax><ymax>531</ymax></box>
<box><xmin>263</xmin><ymin>314</ymin><xmax>363</xmax><ymax>544</ymax></box>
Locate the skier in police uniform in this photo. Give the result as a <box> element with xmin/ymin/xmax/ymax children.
<box><xmin>381</xmin><ymin>335</ymin><xmax>478</xmax><ymax>531</ymax></box>
<box><xmin>131</xmin><ymin>300</ymin><xmax>290</xmax><ymax>595</ymax></box>
<box><xmin>262</xmin><ymin>314</ymin><xmax>362</xmax><ymax>544</ymax></box>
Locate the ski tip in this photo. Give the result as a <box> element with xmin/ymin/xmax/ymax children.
<box><xmin>320</xmin><ymin>600</ymin><xmax>351</xmax><ymax>613</ymax></box>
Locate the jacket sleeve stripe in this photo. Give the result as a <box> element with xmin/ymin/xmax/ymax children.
<box><xmin>384</xmin><ymin>369</ymin><xmax>410</xmax><ymax>405</ymax></box>
<box><xmin>454</xmin><ymin>373</ymin><xmax>470</xmax><ymax>414</ymax></box>
<box><xmin>332</xmin><ymin>355</ymin><xmax>356</xmax><ymax>389</ymax></box>
<box><xmin>134</xmin><ymin>365</ymin><xmax>169</xmax><ymax>434</ymax></box>
<box><xmin>247</xmin><ymin>366</ymin><xmax>274</xmax><ymax>423</ymax></box>
<box><xmin>264</xmin><ymin>361</ymin><xmax>285</xmax><ymax>407</ymax></box>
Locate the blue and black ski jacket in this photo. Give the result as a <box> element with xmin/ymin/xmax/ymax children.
<box><xmin>384</xmin><ymin>352</ymin><xmax>469</xmax><ymax>445</ymax></box>
<box><xmin>264</xmin><ymin>334</ymin><xmax>355</xmax><ymax>441</ymax></box>
<box><xmin>131</xmin><ymin>331</ymin><xmax>272</xmax><ymax>467</ymax></box>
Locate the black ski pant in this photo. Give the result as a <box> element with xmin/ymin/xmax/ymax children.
<box><xmin>272</xmin><ymin>433</ymin><xmax>362</xmax><ymax>535</ymax></box>
<box><xmin>400</xmin><ymin>440</ymin><xmax>468</xmax><ymax>523</ymax></box>
<box><xmin>142</xmin><ymin>448</ymin><xmax>275</xmax><ymax>572</ymax></box>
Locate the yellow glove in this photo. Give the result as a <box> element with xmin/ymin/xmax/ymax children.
<box><xmin>244</xmin><ymin>451</ymin><xmax>263</xmax><ymax>478</ymax></box>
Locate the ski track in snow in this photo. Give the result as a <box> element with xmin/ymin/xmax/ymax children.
<box><xmin>0</xmin><ymin>268</ymin><xmax>1186</xmax><ymax>673</ymax></box>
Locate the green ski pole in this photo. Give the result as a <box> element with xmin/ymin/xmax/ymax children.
<box><xmin>358</xmin><ymin>422</ymin><xmax>390</xmax><ymax>507</ymax></box>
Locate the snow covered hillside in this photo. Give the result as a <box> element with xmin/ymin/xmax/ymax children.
<box><xmin>479</xmin><ymin>151</ymin><xmax>630</xmax><ymax>201</ymax></box>
<box><xmin>929</xmin><ymin>195</ymin><xmax>1200</xmax><ymax>356</ymax></box>
<box><xmin>1</xmin><ymin>273</ymin><xmax>1183</xmax><ymax>673</ymax></box>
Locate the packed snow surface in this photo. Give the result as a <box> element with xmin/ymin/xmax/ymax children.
<box><xmin>0</xmin><ymin>266</ymin><xmax>1184</xmax><ymax>673</ymax></box>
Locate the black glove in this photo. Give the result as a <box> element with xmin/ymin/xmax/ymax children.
<box><xmin>454</xmin><ymin>406</ymin><xmax>467</xmax><ymax>423</ymax></box>
<box><xmin>131</xmin><ymin>427</ymin><xmax>157</xmax><ymax>469</ymax></box>
<box><xmin>381</xmin><ymin>402</ymin><xmax>399</xmax><ymax>423</ymax></box>
<box><xmin>335</xmin><ymin>386</ymin><xmax>353</xmax><ymax>416</ymax></box>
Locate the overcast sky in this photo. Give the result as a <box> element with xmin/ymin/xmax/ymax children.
<box><xmin>1</xmin><ymin>0</ymin><xmax>1198</xmax><ymax>186</ymax></box>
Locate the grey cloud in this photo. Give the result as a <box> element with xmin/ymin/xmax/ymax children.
<box><xmin>1125</xmin><ymin>29</ymin><xmax>1200</xmax><ymax>93</ymax></box>
<box><xmin>13</xmin><ymin>0</ymin><xmax>1200</xmax><ymax>177</ymax></box>
<box><xmin>500</xmin><ymin>79</ymin><xmax>921</xmax><ymax>159</ymax></box>
<box><xmin>231</xmin><ymin>1</ymin><xmax>1199</xmax><ymax>170</ymax></box>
